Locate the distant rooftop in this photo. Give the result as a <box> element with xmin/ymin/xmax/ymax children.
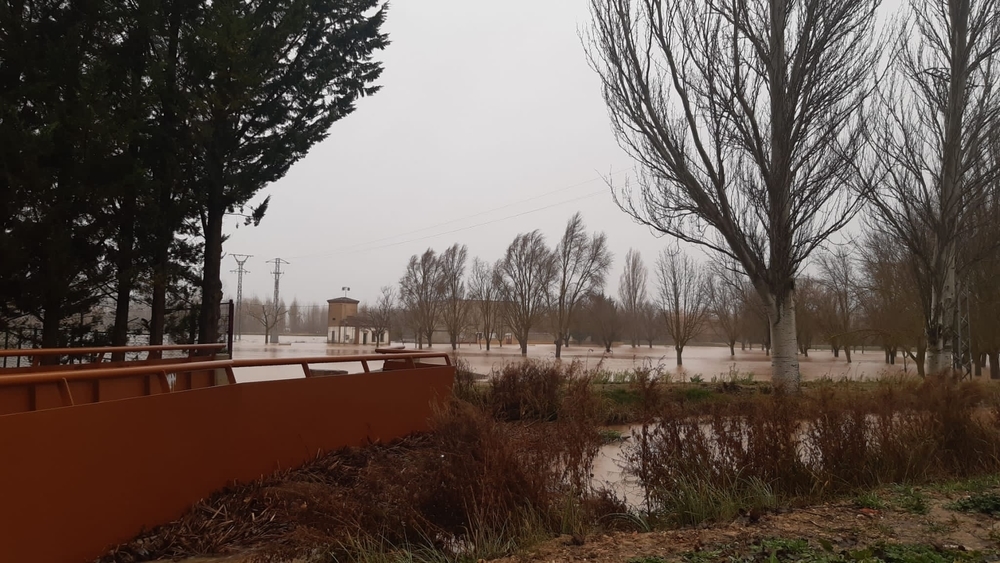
<box><xmin>327</xmin><ymin>297</ymin><xmax>360</xmax><ymax>304</ymax></box>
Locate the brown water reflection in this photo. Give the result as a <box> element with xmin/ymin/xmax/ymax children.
<box><xmin>232</xmin><ymin>335</ymin><xmax>907</xmax><ymax>382</ymax></box>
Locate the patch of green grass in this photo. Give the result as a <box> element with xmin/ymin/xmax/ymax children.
<box><xmin>654</xmin><ymin>475</ymin><xmax>777</xmax><ymax>527</ymax></box>
<box><xmin>627</xmin><ymin>557</ymin><xmax>669</xmax><ymax>563</ymax></box>
<box><xmin>873</xmin><ymin>543</ymin><xmax>982</xmax><ymax>562</ymax></box>
<box><xmin>599</xmin><ymin>428</ymin><xmax>625</xmax><ymax>444</ymax></box>
<box><xmin>893</xmin><ymin>485</ymin><xmax>929</xmax><ymax>515</ymax></box>
<box><xmin>682</xmin><ymin>386</ymin><xmax>714</xmax><ymax>402</ymax></box>
<box><xmin>947</xmin><ymin>491</ymin><xmax>1000</xmax><ymax>516</ymax></box>
<box><xmin>854</xmin><ymin>490</ymin><xmax>888</xmax><ymax>510</ymax></box>
<box><xmin>681</xmin><ymin>549</ymin><xmax>722</xmax><ymax>563</ymax></box>
<box><xmin>681</xmin><ymin>540</ymin><xmax>986</xmax><ymax>563</ymax></box>
<box><xmin>931</xmin><ymin>473</ymin><xmax>1000</xmax><ymax>494</ymax></box>
<box><xmin>688</xmin><ymin>374</ymin><xmax>704</xmax><ymax>384</ymax></box>
<box><xmin>600</xmin><ymin>385</ymin><xmax>642</xmax><ymax>406</ymax></box>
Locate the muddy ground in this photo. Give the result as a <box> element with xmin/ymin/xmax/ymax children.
<box><xmin>496</xmin><ymin>487</ymin><xmax>1000</xmax><ymax>562</ymax></box>
<box><xmin>145</xmin><ymin>482</ymin><xmax>1000</xmax><ymax>563</ymax></box>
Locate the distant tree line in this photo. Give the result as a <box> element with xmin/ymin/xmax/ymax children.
<box><xmin>376</xmin><ymin>207</ymin><xmax>1000</xmax><ymax>379</ymax></box>
<box><xmin>0</xmin><ymin>0</ymin><xmax>387</xmax><ymax>361</ymax></box>
<box><xmin>232</xmin><ymin>297</ymin><xmax>329</xmax><ymax>338</ymax></box>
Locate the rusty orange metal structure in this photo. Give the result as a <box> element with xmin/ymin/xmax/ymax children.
<box><xmin>0</xmin><ymin>342</ymin><xmax>226</xmax><ymax>367</ymax></box>
<box><xmin>0</xmin><ymin>343</ymin><xmax>229</xmax><ymax>415</ymax></box>
<box><xmin>0</xmin><ymin>349</ymin><xmax>454</xmax><ymax>563</ymax></box>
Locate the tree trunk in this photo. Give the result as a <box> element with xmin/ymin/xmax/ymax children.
<box><xmin>916</xmin><ymin>340</ymin><xmax>927</xmax><ymax>377</ymax></box>
<box><xmin>768</xmin><ymin>293</ymin><xmax>799</xmax><ymax>390</ymax></box>
<box><xmin>729</xmin><ymin>342</ymin><xmax>735</xmax><ymax>356</ymax></box>
<box><xmin>988</xmin><ymin>351</ymin><xmax>999</xmax><ymax>380</ymax></box>
<box><xmin>555</xmin><ymin>338</ymin><xmax>563</xmax><ymax>359</ymax></box>
<box><xmin>833</xmin><ymin>344</ymin><xmax>840</xmax><ymax>358</ymax></box>
<box><xmin>198</xmin><ymin>203</ymin><xmax>224</xmax><ymax>347</ymax></box>
<box><xmin>111</xmin><ymin>216</ymin><xmax>135</xmax><ymax>361</ymax></box>
<box><xmin>845</xmin><ymin>345</ymin><xmax>852</xmax><ymax>363</ymax></box>
<box><xmin>675</xmin><ymin>346</ymin><xmax>683</xmax><ymax>366</ymax></box>
<box><xmin>148</xmin><ymin>251</ymin><xmax>168</xmax><ymax>359</ymax></box>
<box><xmin>519</xmin><ymin>337</ymin><xmax>528</xmax><ymax>356</ymax></box>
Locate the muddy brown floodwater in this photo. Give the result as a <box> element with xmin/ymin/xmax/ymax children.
<box><xmin>231</xmin><ymin>335</ymin><xmax>907</xmax><ymax>382</ymax></box>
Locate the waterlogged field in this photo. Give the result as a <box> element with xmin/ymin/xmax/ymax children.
<box><xmin>231</xmin><ymin>335</ymin><xmax>906</xmax><ymax>382</ymax></box>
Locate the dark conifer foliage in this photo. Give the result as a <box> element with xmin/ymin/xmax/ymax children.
<box><xmin>0</xmin><ymin>0</ymin><xmax>388</xmax><ymax>351</ymax></box>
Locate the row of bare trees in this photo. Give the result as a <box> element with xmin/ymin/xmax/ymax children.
<box><xmin>232</xmin><ymin>297</ymin><xmax>330</xmax><ymax>339</ymax></box>
<box><xmin>391</xmin><ymin>213</ymin><xmax>612</xmax><ymax>356</ymax></box>
<box><xmin>586</xmin><ymin>0</ymin><xmax>1000</xmax><ymax>386</ymax></box>
<box><xmin>376</xmin><ymin>209</ymin><xmax>1000</xmax><ymax>372</ymax></box>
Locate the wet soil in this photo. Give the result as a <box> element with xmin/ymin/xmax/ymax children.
<box><xmin>154</xmin><ymin>487</ymin><xmax>1000</xmax><ymax>563</ymax></box>
<box><xmin>496</xmin><ymin>490</ymin><xmax>1000</xmax><ymax>563</ymax></box>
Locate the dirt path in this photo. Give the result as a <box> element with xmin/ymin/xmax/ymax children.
<box><xmin>498</xmin><ymin>488</ymin><xmax>1000</xmax><ymax>563</ymax></box>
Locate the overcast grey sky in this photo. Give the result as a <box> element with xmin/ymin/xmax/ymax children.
<box><xmin>220</xmin><ymin>0</ymin><xmax>902</xmax><ymax>307</ymax></box>
<box><xmin>220</xmin><ymin>0</ymin><xmax>665</xmax><ymax>306</ymax></box>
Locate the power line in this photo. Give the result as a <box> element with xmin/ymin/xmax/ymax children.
<box><xmin>293</xmin><ymin>187</ymin><xmax>608</xmax><ymax>260</ymax></box>
<box><xmin>230</xmin><ymin>254</ymin><xmax>253</xmax><ymax>341</ymax></box>
<box><xmin>287</xmin><ymin>170</ymin><xmax>626</xmax><ymax>260</ymax></box>
<box><xmin>266</xmin><ymin>258</ymin><xmax>289</xmax><ymax>344</ymax></box>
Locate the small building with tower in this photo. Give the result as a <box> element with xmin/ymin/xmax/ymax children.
<box><xmin>326</xmin><ymin>297</ymin><xmax>387</xmax><ymax>345</ymax></box>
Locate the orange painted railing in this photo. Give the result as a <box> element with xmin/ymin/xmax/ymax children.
<box><xmin>0</xmin><ymin>351</ymin><xmax>455</xmax><ymax>563</ymax></box>
<box><xmin>0</xmin><ymin>351</ymin><xmax>450</xmax><ymax>415</ymax></box>
<box><xmin>0</xmin><ymin>342</ymin><xmax>225</xmax><ymax>366</ymax></box>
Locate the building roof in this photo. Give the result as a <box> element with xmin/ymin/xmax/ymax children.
<box><xmin>327</xmin><ymin>297</ymin><xmax>360</xmax><ymax>304</ymax></box>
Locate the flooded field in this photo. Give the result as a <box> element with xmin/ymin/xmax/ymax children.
<box><xmin>231</xmin><ymin>334</ymin><xmax>906</xmax><ymax>382</ymax></box>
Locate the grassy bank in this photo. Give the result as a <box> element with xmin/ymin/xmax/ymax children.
<box><xmin>101</xmin><ymin>361</ymin><xmax>1000</xmax><ymax>563</ymax></box>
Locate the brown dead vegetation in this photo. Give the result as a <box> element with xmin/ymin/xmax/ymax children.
<box><xmin>99</xmin><ymin>362</ymin><xmax>1000</xmax><ymax>563</ymax></box>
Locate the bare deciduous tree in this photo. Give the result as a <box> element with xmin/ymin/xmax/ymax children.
<box><xmin>248</xmin><ymin>299</ymin><xmax>285</xmax><ymax>344</ymax></box>
<box><xmin>795</xmin><ymin>277</ymin><xmax>822</xmax><ymax>357</ymax></box>
<box><xmin>362</xmin><ymin>286</ymin><xmax>395</xmax><ymax>346</ymax></box>
<box><xmin>498</xmin><ymin>230</ymin><xmax>555</xmax><ymax>356</ymax></box>
<box><xmin>587</xmin><ymin>0</ymin><xmax>881</xmax><ymax>387</ymax></box>
<box><xmin>618</xmin><ymin>248</ymin><xmax>648</xmax><ymax>347</ymax></box>
<box><xmin>865</xmin><ymin>0</ymin><xmax>1000</xmax><ymax>374</ymax></box>
<box><xmin>639</xmin><ymin>300</ymin><xmax>661</xmax><ymax>348</ymax></box>
<box><xmin>550</xmin><ymin>213</ymin><xmax>613</xmax><ymax>358</ymax></box>
<box><xmin>707</xmin><ymin>258</ymin><xmax>746</xmax><ymax>357</ymax></box>
<box><xmin>656</xmin><ymin>249</ymin><xmax>710</xmax><ymax>366</ymax></box>
<box><xmin>468</xmin><ymin>258</ymin><xmax>503</xmax><ymax>350</ymax></box>
<box><xmin>587</xmin><ymin>292</ymin><xmax>621</xmax><ymax>353</ymax></box>
<box><xmin>399</xmin><ymin>249</ymin><xmax>442</xmax><ymax>349</ymax></box>
<box><xmin>817</xmin><ymin>248</ymin><xmax>860</xmax><ymax>362</ymax></box>
<box><xmin>439</xmin><ymin>243</ymin><xmax>470</xmax><ymax>350</ymax></box>
<box><xmin>857</xmin><ymin>231</ymin><xmax>925</xmax><ymax>373</ymax></box>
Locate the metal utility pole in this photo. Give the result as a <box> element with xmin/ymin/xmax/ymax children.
<box><xmin>267</xmin><ymin>258</ymin><xmax>290</xmax><ymax>344</ymax></box>
<box><xmin>230</xmin><ymin>254</ymin><xmax>252</xmax><ymax>341</ymax></box>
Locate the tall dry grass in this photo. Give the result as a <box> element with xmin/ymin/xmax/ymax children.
<box><xmin>624</xmin><ymin>373</ymin><xmax>1000</xmax><ymax>525</ymax></box>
